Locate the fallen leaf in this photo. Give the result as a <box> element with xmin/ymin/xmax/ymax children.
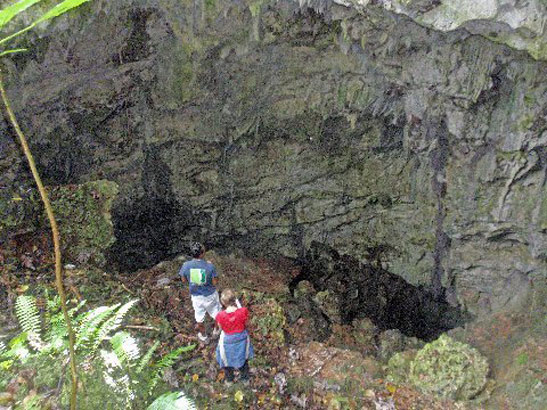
<box><xmin>234</xmin><ymin>390</ymin><xmax>244</xmax><ymax>402</ymax></box>
<box><xmin>192</xmin><ymin>374</ymin><xmax>199</xmax><ymax>382</ymax></box>
<box><xmin>20</xmin><ymin>254</ymin><xmax>35</xmax><ymax>270</ymax></box>
<box><xmin>16</xmin><ymin>284</ymin><xmax>29</xmax><ymax>294</ymax></box>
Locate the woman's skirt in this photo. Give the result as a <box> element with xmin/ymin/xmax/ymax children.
<box><xmin>216</xmin><ymin>330</ymin><xmax>254</xmax><ymax>369</ymax></box>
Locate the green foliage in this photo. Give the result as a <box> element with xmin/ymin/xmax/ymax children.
<box><xmin>0</xmin><ymin>0</ymin><xmax>41</xmax><ymax>29</ymax></box>
<box><xmin>136</xmin><ymin>341</ymin><xmax>160</xmax><ymax>374</ymax></box>
<box><xmin>15</xmin><ymin>295</ymin><xmax>44</xmax><ymax>350</ymax></box>
<box><xmin>110</xmin><ymin>331</ymin><xmax>141</xmax><ymax>364</ymax></box>
<box><xmin>92</xmin><ymin>299</ymin><xmax>139</xmax><ymax>350</ymax></box>
<box><xmin>1</xmin><ymin>295</ymin><xmax>197</xmax><ymax>409</ymax></box>
<box><xmin>34</xmin><ymin>0</ymin><xmax>89</xmax><ymax>24</ymax></box>
<box><xmin>386</xmin><ymin>349</ymin><xmax>417</xmax><ymax>384</ymax></box>
<box><xmin>0</xmin><ymin>0</ymin><xmax>91</xmax><ymax>54</ymax></box>
<box><xmin>147</xmin><ymin>391</ymin><xmax>197</xmax><ymax>410</ymax></box>
<box><xmin>516</xmin><ymin>352</ymin><xmax>529</xmax><ymax>366</ymax></box>
<box><xmin>244</xmin><ymin>290</ymin><xmax>286</xmax><ymax>345</ymax></box>
<box><xmin>147</xmin><ymin>344</ymin><xmax>196</xmax><ymax>391</ymax></box>
<box><xmin>15</xmin><ymin>295</ymin><xmax>41</xmax><ymax>335</ymax></box>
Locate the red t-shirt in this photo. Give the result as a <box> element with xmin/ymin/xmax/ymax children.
<box><xmin>215</xmin><ymin>307</ymin><xmax>249</xmax><ymax>335</ymax></box>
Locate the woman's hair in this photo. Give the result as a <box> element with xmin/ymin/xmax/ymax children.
<box><xmin>220</xmin><ymin>289</ymin><xmax>237</xmax><ymax>307</ymax></box>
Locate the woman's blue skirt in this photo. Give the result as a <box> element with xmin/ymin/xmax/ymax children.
<box><xmin>216</xmin><ymin>330</ymin><xmax>254</xmax><ymax>369</ymax></box>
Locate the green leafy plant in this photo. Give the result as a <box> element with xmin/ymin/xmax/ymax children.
<box><xmin>0</xmin><ymin>295</ymin><xmax>197</xmax><ymax>409</ymax></box>
<box><xmin>147</xmin><ymin>391</ymin><xmax>197</xmax><ymax>410</ymax></box>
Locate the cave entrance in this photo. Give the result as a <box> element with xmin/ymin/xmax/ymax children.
<box><xmin>292</xmin><ymin>241</ymin><xmax>468</xmax><ymax>341</ymax></box>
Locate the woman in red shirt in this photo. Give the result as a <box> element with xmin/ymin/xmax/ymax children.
<box><xmin>215</xmin><ymin>289</ymin><xmax>254</xmax><ymax>384</ymax></box>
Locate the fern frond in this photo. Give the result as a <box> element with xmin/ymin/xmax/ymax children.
<box><xmin>148</xmin><ymin>344</ymin><xmax>197</xmax><ymax>391</ymax></box>
<box><xmin>46</xmin><ymin>294</ymin><xmax>61</xmax><ymax>312</ymax></box>
<box><xmin>75</xmin><ymin>304</ymin><xmax>120</xmax><ymax>349</ymax></box>
<box><xmin>101</xmin><ymin>348</ymin><xmax>135</xmax><ymax>407</ymax></box>
<box><xmin>147</xmin><ymin>391</ymin><xmax>197</xmax><ymax>410</ymax></box>
<box><xmin>136</xmin><ymin>341</ymin><xmax>160</xmax><ymax>374</ymax></box>
<box><xmin>65</xmin><ymin>299</ymin><xmax>86</xmax><ymax>318</ymax></box>
<box><xmin>92</xmin><ymin>299</ymin><xmax>138</xmax><ymax>350</ymax></box>
<box><xmin>155</xmin><ymin>344</ymin><xmax>196</xmax><ymax>370</ymax></box>
<box><xmin>15</xmin><ymin>295</ymin><xmax>43</xmax><ymax>350</ymax></box>
<box><xmin>110</xmin><ymin>331</ymin><xmax>140</xmax><ymax>364</ymax></box>
<box><xmin>15</xmin><ymin>295</ymin><xmax>41</xmax><ymax>334</ymax></box>
<box><xmin>44</xmin><ymin>312</ymin><xmax>68</xmax><ymax>352</ymax></box>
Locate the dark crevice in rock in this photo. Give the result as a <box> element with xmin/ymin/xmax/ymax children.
<box><xmin>291</xmin><ymin>241</ymin><xmax>468</xmax><ymax>341</ymax></box>
<box><xmin>119</xmin><ymin>8</ymin><xmax>153</xmax><ymax>65</ymax></box>
<box><xmin>429</xmin><ymin>118</ymin><xmax>450</xmax><ymax>299</ymax></box>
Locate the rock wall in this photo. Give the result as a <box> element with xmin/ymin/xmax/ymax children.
<box><xmin>331</xmin><ymin>0</ymin><xmax>547</xmax><ymax>60</ymax></box>
<box><xmin>0</xmin><ymin>0</ymin><xmax>545</xmax><ymax>316</ymax></box>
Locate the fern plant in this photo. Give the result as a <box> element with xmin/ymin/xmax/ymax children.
<box><xmin>15</xmin><ymin>295</ymin><xmax>44</xmax><ymax>350</ymax></box>
<box><xmin>1</xmin><ymin>295</ymin><xmax>197</xmax><ymax>409</ymax></box>
<box><xmin>147</xmin><ymin>391</ymin><xmax>197</xmax><ymax>410</ymax></box>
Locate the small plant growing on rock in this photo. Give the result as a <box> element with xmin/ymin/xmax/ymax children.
<box><xmin>387</xmin><ymin>333</ymin><xmax>489</xmax><ymax>401</ymax></box>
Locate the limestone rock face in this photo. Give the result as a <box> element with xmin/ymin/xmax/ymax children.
<box><xmin>332</xmin><ymin>0</ymin><xmax>547</xmax><ymax>60</ymax></box>
<box><xmin>0</xmin><ymin>0</ymin><xmax>545</xmax><ymax>318</ymax></box>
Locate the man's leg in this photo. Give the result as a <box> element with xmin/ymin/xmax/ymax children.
<box><xmin>195</xmin><ymin>322</ymin><xmax>206</xmax><ymax>335</ymax></box>
<box><xmin>191</xmin><ymin>295</ymin><xmax>208</xmax><ymax>341</ymax></box>
<box><xmin>205</xmin><ymin>292</ymin><xmax>222</xmax><ymax>337</ymax></box>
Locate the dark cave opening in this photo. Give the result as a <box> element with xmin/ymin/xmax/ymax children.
<box><xmin>106</xmin><ymin>195</ymin><xmax>180</xmax><ymax>272</ymax></box>
<box><xmin>106</xmin><ymin>145</ymin><xmax>195</xmax><ymax>272</ymax></box>
<box><xmin>291</xmin><ymin>241</ymin><xmax>469</xmax><ymax>341</ymax></box>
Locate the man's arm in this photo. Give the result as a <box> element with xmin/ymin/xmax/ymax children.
<box><xmin>210</xmin><ymin>263</ymin><xmax>218</xmax><ymax>287</ymax></box>
<box><xmin>179</xmin><ymin>264</ymin><xmax>188</xmax><ymax>284</ymax></box>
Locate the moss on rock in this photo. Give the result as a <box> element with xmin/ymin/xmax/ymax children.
<box><xmin>409</xmin><ymin>334</ymin><xmax>489</xmax><ymax>400</ymax></box>
<box><xmin>386</xmin><ymin>349</ymin><xmax>417</xmax><ymax>384</ymax></box>
<box><xmin>48</xmin><ymin>180</ymin><xmax>119</xmax><ymax>266</ymax></box>
<box><xmin>314</xmin><ymin>290</ymin><xmax>342</xmax><ymax>324</ymax></box>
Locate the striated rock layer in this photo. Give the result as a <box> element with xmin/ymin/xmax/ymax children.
<box><xmin>0</xmin><ymin>0</ymin><xmax>545</xmax><ymax>317</ymax></box>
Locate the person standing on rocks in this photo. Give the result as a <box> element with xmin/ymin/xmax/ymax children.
<box><xmin>179</xmin><ymin>242</ymin><xmax>222</xmax><ymax>343</ymax></box>
<box><xmin>215</xmin><ymin>289</ymin><xmax>254</xmax><ymax>385</ymax></box>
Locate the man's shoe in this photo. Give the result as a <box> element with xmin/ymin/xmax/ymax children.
<box><xmin>197</xmin><ymin>332</ymin><xmax>209</xmax><ymax>343</ymax></box>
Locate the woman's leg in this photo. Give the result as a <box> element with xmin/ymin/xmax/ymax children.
<box><xmin>239</xmin><ymin>361</ymin><xmax>249</xmax><ymax>381</ymax></box>
<box><xmin>224</xmin><ymin>367</ymin><xmax>235</xmax><ymax>382</ymax></box>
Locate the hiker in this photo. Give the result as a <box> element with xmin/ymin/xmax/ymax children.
<box><xmin>215</xmin><ymin>289</ymin><xmax>254</xmax><ymax>384</ymax></box>
<box><xmin>179</xmin><ymin>242</ymin><xmax>222</xmax><ymax>343</ymax></box>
